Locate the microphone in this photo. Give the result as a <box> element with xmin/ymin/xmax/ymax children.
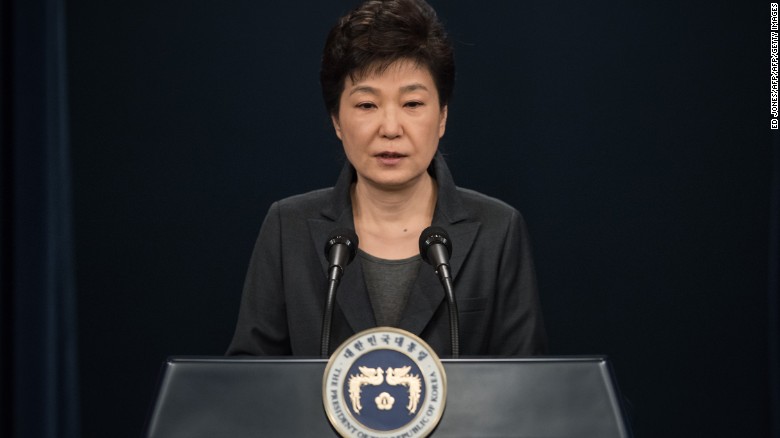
<box><xmin>419</xmin><ymin>226</ymin><xmax>459</xmax><ymax>358</ymax></box>
<box><xmin>325</xmin><ymin>229</ymin><xmax>359</xmax><ymax>283</ymax></box>
<box><xmin>321</xmin><ymin>228</ymin><xmax>359</xmax><ymax>357</ymax></box>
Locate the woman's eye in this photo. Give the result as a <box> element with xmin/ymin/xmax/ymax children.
<box><xmin>356</xmin><ymin>102</ymin><xmax>376</xmax><ymax>109</ymax></box>
<box><xmin>405</xmin><ymin>101</ymin><xmax>424</xmax><ymax>108</ymax></box>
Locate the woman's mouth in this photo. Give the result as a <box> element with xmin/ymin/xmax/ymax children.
<box><xmin>375</xmin><ymin>152</ymin><xmax>406</xmax><ymax>165</ymax></box>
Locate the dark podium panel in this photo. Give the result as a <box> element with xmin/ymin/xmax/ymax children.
<box><xmin>144</xmin><ymin>357</ymin><xmax>631</xmax><ymax>437</ymax></box>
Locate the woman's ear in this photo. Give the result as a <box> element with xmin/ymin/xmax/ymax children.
<box><xmin>438</xmin><ymin>105</ymin><xmax>448</xmax><ymax>138</ymax></box>
<box><xmin>331</xmin><ymin>114</ymin><xmax>343</xmax><ymax>140</ymax></box>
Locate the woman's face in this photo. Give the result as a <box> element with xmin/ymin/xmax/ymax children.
<box><xmin>332</xmin><ymin>60</ymin><xmax>448</xmax><ymax>191</ymax></box>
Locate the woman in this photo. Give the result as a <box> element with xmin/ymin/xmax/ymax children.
<box><xmin>227</xmin><ymin>0</ymin><xmax>546</xmax><ymax>357</ymax></box>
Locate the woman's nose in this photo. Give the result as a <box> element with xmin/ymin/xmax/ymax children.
<box><xmin>379</xmin><ymin>108</ymin><xmax>402</xmax><ymax>139</ymax></box>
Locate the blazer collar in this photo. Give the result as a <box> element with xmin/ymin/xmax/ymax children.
<box><xmin>308</xmin><ymin>152</ymin><xmax>481</xmax><ymax>337</ymax></box>
<box><xmin>319</xmin><ymin>152</ymin><xmax>469</xmax><ymax>223</ymax></box>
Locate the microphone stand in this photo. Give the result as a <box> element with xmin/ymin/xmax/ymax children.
<box><xmin>321</xmin><ymin>266</ymin><xmax>341</xmax><ymax>358</ymax></box>
<box><xmin>420</xmin><ymin>227</ymin><xmax>460</xmax><ymax>358</ymax></box>
<box><xmin>320</xmin><ymin>229</ymin><xmax>357</xmax><ymax>358</ymax></box>
<box><xmin>437</xmin><ymin>262</ymin><xmax>459</xmax><ymax>358</ymax></box>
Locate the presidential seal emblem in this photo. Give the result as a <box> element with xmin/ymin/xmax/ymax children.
<box><xmin>323</xmin><ymin>327</ymin><xmax>447</xmax><ymax>438</ymax></box>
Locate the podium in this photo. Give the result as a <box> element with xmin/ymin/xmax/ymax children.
<box><xmin>143</xmin><ymin>356</ymin><xmax>631</xmax><ymax>437</ymax></box>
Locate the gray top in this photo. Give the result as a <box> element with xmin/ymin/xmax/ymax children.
<box><xmin>359</xmin><ymin>250</ymin><xmax>422</xmax><ymax>327</ymax></box>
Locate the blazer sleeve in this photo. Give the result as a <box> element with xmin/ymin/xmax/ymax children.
<box><xmin>488</xmin><ymin>209</ymin><xmax>548</xmax><ymax>355</ymax></box>
<box><xmin>226</xmin><ymin>202</ymin><xmax>292</xmax><ymax>355</ymax></box>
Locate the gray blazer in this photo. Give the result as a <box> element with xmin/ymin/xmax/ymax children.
<box><xmin>227</xmin><ymin>153</ymin><xmax>547</xmax><ymax>357</ymax></box>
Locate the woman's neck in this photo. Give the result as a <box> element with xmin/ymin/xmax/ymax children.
<box><xmin>351</xmin><ymin>174</ymin><xmax>437</xmax><ymax>259</ymax></box>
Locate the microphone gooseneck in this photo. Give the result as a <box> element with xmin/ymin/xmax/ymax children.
<box><xmin>419</xmin><ymin>226</ymin><xmax>459</xmax><ymax>358</ymax></box>
<box><xmin>321</xmin><ymin>228</ymin><xmax>359</xmax><ymax>358</ymax></box>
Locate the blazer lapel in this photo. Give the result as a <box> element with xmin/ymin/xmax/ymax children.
<box><xmin>335</xmin><ymin>257</ymin><xmax>376</xmax><ymax>332</ymax></box>
<box><xmin>398</xmin><ymin>263</ymin><xmax>442</xmax><ymax>334</ymax></box>
<box><xmin>308</xmin><ymin>160</ymin><xmax>376</xmax><ymax>334</ymax></box>
<box><xmin>308</xmin><ymin>214</ymin><xmax>378</xmax><ymax>335</ymax></box>
<box><xmin>398</xmin><ymin>220</ymin><xmax>480</xmax><ymax>336</ymax></box>
<box><xmin>397</xmin><ymin>153</ymin><xmax>482</xmax><ymax>336</ymax></box>
<box><xmin>444</xmin><ymin>221</ymin><xmax>481</xmax><ymax>280</ymax></box>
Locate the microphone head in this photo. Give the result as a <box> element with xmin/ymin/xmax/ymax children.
<box><xmin>324</xmin><ymin>228</ymin><xmax>359</xmax><ymax>265</ymax></box>
<box><xmin>418</xmin><ymin>226</ymin><xmax>452</xmax><ymax>265</ymax></box>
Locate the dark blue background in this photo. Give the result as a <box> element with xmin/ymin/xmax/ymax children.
<box><xmin>65</xmin><ymin>1</ymin><xmax>773</xmax><ymax>436</ymax></box>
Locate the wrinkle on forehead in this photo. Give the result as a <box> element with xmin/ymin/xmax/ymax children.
<box><xmin>347</xmin><ymin>58</ymin><xmax>428</xmax><ymax>85</ymax></box>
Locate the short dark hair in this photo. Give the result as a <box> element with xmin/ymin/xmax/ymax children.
<box><xmin>320</xmin><ymin>0</ymin><xmax>455</xmax><ymax>116</ymax></box>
